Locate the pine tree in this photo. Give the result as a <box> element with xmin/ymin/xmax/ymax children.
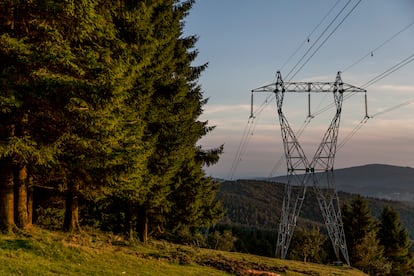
<box><xmin>137</xmin><ymin>0</ymin><xmax>224</xmax><ymax>242</ymax></box>
<box><xmin>342</xmin><ymin>196</ymin><xmax>377</xmax><ymax>265</ymax></box>
<box><xmin>166</xmin><ymin>147</ymin><xmax>224</xmax><ymax>238</ymax></box>
<box><xmin>103</xmin><ymin>0</ymin><xmax>161</xmax><ymax>240</ymax></box>
<box><xmin>33</xmin><ymin>0</ymin><xmax>129</xmax><ymax>232</ymax></box>
<box><xmin>0</xmin><ymin>0</ymin><xmax>60</xmax><ymax>231</ymax></box>
<box><xmin>353</xmin><ymin>231</ymin><xmax>391</xmax><ymax>275</ymax></box>
<box><xmin>378</xmin><ymin>206</ymin><xmax>414</xmax><ymax>275</ymax></box>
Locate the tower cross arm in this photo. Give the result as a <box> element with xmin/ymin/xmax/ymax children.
<box><xmin>252</xmin><ymin>82</ymin><xmax>366</xmax><ymax>93</ymax></box>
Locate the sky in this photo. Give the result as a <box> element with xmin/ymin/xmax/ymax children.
<box><xmin>183</xmin><ymin>0</ymin><xmax>414</xmax><ymax>179</ymax></box>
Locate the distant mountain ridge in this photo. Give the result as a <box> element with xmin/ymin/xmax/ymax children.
<box><xmin>269</xmin><ymin>164</ymin><xmax>414</xmax><ymax>202</ymax></box>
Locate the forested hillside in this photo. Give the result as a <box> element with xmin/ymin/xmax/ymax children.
<box><xmin>217</xmin><ymin>180</ymin><xmax>414</xmax><ymax>237</ymax></box>
<box><xmin>216</xmin><ymin>179</ymin><xmax>414</xmax><ymax>274</ymax></box>
<box><xmin>0</xmin><ymin>0</ymin><xmax>223</xmax><ymax>243</ymax></box>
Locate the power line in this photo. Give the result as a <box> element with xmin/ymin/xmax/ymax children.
<box><xmin>361</xmin><ymin>53</ymin><xmax>414</xmax><ymax>88</ymax></box>
<box><xmin>228</xmin><ymin>116</ymin><xmax>254</xmax><ymax>180</ymax></box>
<box><xmin>370</xmin><ymin>99</ymin><xmax>413</xmax><ymax>118</ymax></box>
<box><xmin>228</xmin><ymin>94</ymin><xmax>275</xmax><ymax>179</ymax></box>
<box><xmin>311</xmin><ymin>52</ymin><xmax>414</xmax><ymax>118</ymax></box>
<box><xmin>253</xmin><ymin>1</ymin><xmax>361</xmax><ymax>177</ymax></box>
<box><xmin>337</xmin><ymin>99</ymin><xmax>413</xmax><ymax>150</ymax></box>
<box><xmin>280</xmin><ymin>0</ymin><xmax>342</xmax><ymax>71</ymax></box>
<box><xmin>288</xmin><ymin>0</ymin><xmax>362</xmax><ymax>81</ymax></box>
<box><xmin>285</xmin><ymin>0</ymin><xmax>354</xmax><ymax>80</ymax></box>
<box><xmin>337</xmin><ymin>116</ymin><xmax>369</xmax><ymax>150</ymax></box>
<box><xmin>342</xmin><ymin>20</ymin><xmax>414</xmax><ymax>73</ymax></box>
<box><xmin>319</xmin><ymin>52</ymin><xmax>414</xmax><ymax>149</ymax></box>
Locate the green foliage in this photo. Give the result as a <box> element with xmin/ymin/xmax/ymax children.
<box><xmin>353</xmin><ymin>231</ymin><xmax>391</xmax><ymax>275</ymax></box>
<box><xmin>217</xmin><ymin>178</ymin><xmax>414</xmax><ymax>272</ymax></box>
<box><xmin>342</xmin><ymin>195</ymin><xmax>377</xmax><ymax>265</ymax></box>
<box><xmin>207</xmin><ymin>230</ymin><xmax>237</xmax><ymax>252</ymax></box>
<box><xmin>378</xmin><ymin>206</ymin><xmax>414</xmax><ymax>275</ymax></box>
<box><xmin>342</xmin><ymin>197</ymin><xmax>414</xmax><ymax>274</ymax></box>
<box><xmin>289</xmin><ymin>227</ymin><xmax>326</xmax><ymax>263</ymax></box>
<box><xmin>0</xmin><ymin>0</ymin><xmax>223</xmax><ymax>237</ymax></box>
<box><xmin>215</xmin><ymin>224</ymin><xmax>276</xmax><ymax>257</ymax></box>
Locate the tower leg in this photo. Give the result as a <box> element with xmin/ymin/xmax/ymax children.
<box><xmin>274</xmin><ymin>72</ymin><xmax>311</xmax><ymax>259</ymax></box>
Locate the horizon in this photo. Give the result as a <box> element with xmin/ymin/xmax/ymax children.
<box><xmin>214</xmin><ymin>162</ymin><xmax>414</xmax><ymax>181</ymax></box>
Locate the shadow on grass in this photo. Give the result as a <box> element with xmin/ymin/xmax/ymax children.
<box><xmin>0</xmin><ymin>239</ymin><xmax>33</xmax><ymax>251</ymax></box>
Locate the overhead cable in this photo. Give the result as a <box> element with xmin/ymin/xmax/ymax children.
<box><xmin>228</xmin><ymin>94</ymin><xmax>275</xmax><ymax>179</ymax></box>
<box><xmin>228</xmin><ymin>116</ymin><xmax>254</xmax><ymax>180</ymax></box>
<box><xmin>285</xmin><ymin>0</ymin><xmax>354</xmax><ymax>80</ymax></box>
<box><xmin>288</xmin><ymin>0</ymin><xmax>363</xmax><ymax>81</ymax></box>
<box><xmin>370</xmin><ymin>99</ymin><xmax>413</xmax><ymax>118</ymax></box>
<box><xmin>280</xmin><ymin>0</ymin><xmax>342</xmax><ymax>71</ymax></box>
<box><xmin>343</xmin><ymin>20</ymin><xmax>414</xmax><ymax>73</ymax></box>
<box><xmin>337</xmin><ymin>99</ymin><xmax>413</xmax><ymax>150</ymax></box>
<box><xmin>311</xmin><ymin>52</ymin><xmax>414</xmax><ymax>118</ymax></box>
<box><xmin>361</xmin><ymin>53</ymin><xmax>414</xmax><ymax>88</ymax></box>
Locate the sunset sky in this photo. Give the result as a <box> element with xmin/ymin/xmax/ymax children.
<box><xmin>184</xmin><ymin>0</ymin><xmax>414</xmax><ymax>179</ymax></box>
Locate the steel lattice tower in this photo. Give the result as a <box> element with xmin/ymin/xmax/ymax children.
<box><xmin>251</xmin><ymin>71</ymin><xmax>367</xmax><ymax>265</ymax></box>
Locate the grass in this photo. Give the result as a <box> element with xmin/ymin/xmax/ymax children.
<box><xmin>0</xmin><ymin>227</ymin><xmax>367</xmax><ymax>276</ymax></box>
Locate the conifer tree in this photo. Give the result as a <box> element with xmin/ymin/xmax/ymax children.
<box><xmin>378</xmin><ymin>206</ymin><xmax>414</xmax><ymax>275</ymax></box>
<box><xmin>353</xmin><ymin>230</ymin><xmax>391</xmax><ymax>275</ymax></box>
<box><xmin>166</xmin><ymin>146</ymin><xmax>224</xmax><ymax>237</ymax></box>
<box><xmin>128</xmin><ymin>0</ymin><xmax>224</xmax><ymax>242</ymax></box>
<box><xmin>0</xmin><ymin>0</ymin><xmax>60</xmax><ymax>231</ymax></box>
<box><xmin>342</xmin><ymin>196</ymin><xmax>378</xmax><ymax>265</ymax></box>
<box><xmin>103</xmin><ymin>0</ymin><xmax>161</xmax><ymax>240</ymax></box>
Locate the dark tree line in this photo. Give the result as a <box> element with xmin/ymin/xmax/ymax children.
<box><xmin>217</xmin><ymin>181</ymin><xmax>414</xmax><ymax>273</ymax></box>
<box><xmin>0</xmin><ymin>0</ymin><xmax>223</xmax><ymax>243</ymax></box>
<box><xmin>343</xmin><ymin>196</ymin><xmax>414</xmax><ymax>275</ymax></box>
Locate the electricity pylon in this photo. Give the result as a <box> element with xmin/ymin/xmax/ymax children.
<box><xmin>251</xmin><ymin>71</ymin><xmax>367</xmax><ymax>265</ymax></box>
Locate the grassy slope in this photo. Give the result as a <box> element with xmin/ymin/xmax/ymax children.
<box><xmin>0</xmin><ymin>227</ymin><xmax>367</xmax><ymax>276</ymax></box>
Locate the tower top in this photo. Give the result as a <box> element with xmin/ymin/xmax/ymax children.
<box><xmin>252</xmin><ymin>71</ymin><xmax>366</xmax><ymax>93</ymax></box>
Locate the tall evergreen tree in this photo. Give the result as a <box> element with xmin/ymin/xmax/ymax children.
<box><xmin>137</xmin><ymin>0</ymin><xmax>224</xmax><ymax>242</ymax></box>
<box><xmin>378</xmin><ymin>206</ymin><xmax>414</xmax><ymax>275</ymax></box>
<box><xmin>103</xmin><ymin>0</ymin><xmax>162</xmax><ymax>240</ymax></box>
<box><xmin>342</xmin><ymin>196</ymin><xmax>378</xmax><ymax>265</ymax></box>
<box><xmin>0</xmin><ymin>0</ymin><xmax>60</xmax><ymax>231</ymax></box>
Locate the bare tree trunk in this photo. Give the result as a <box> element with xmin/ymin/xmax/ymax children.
<box><xmin>27</xmin><ymin>177</ymin><xmax>33</xmax><ymax>225</ymax></box>
<box><xmin>12</xmin><ymin>112</ymin><xmax>31</xmax><ymax>229</ymax></box>
<box><xmin>14</xmin><ymin>165</ymin><xmax>30</xmax><ymax>228</ymax></box>
<box><xmin>137</xmin><ymin>206</ymin><xmax>148</xmax><ymax>244</ymax></box>
<box><xmin>0</xmin><ymin>158</ymin><xmax>15</xmax><ymax>232</ymax></box>
<box><xmin>63</xmin><ymin>181</ymin><xmax>80</xmax><ymax>232</ymax></box>
<box><xmin>126</xmin><ymin>204</ymin><xmax>136</xmax><ymax>241</ymax></box>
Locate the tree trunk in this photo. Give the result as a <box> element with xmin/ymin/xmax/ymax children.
<box><xmin>0</xmin><ymin>158</ymin><xmax>15</xmax><ymax>232</ymax></box>
<box><xmin>27</xmin><ymin>177</ymin><xmax>33</xmax><ymax>225</ymax></box>
<box><xmin>137</xmin><ymin>206</ymin><xmax>148</xmax><ymax>244</ymax></box>
<box><xmin>14</xmin><ymin>165</ymin><xmax>30</xmax><ymax>229</ymax></box>
<box><xmin>126</xmin><ymin>204</ymin><xmax>136</xmax><ymax>241</ymax></box>
<box><xmin>63</xmin><ymin>181</ymin><xmax>80</xmax><ymax>232</ymax></box>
